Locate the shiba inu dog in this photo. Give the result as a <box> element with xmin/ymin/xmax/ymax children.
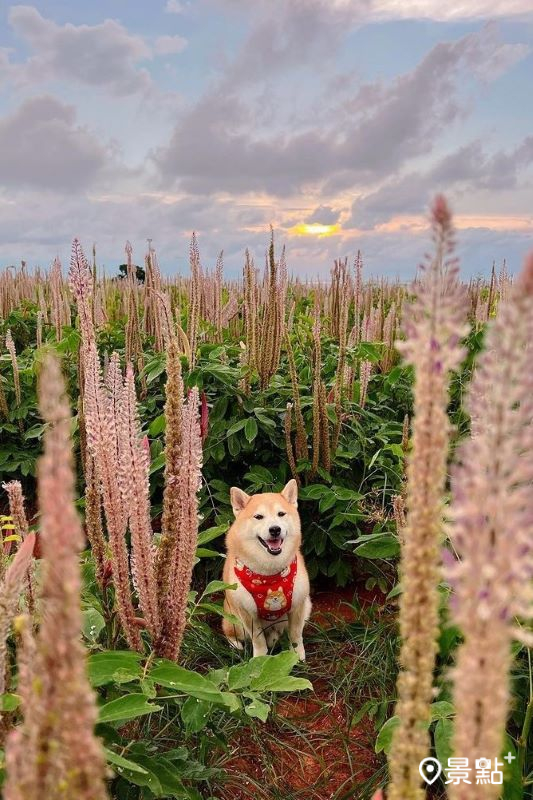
<box><xmin>222</xmin><ymin>479</ymin><xmax>311</xmax><ymax>660</ymax></box>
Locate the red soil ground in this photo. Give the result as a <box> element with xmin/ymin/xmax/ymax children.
<box><xmin>218</xmin><ymin>584</ymin><xmax>386</xmax><ymax>800</ymax></box>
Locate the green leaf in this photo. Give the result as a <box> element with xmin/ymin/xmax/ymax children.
<box><xmin>434</xmin><ymin>718</ymin><xmax>454</xmax><ymax>768</ymax></box>
<box><xmin>387</xmin><ymin>582</ymin><xmax>402</xmax><ymax>599</ymax></box>
<box><xmin>227</xmin><ymin>659</ymin><xmax>267</xmax><ymax>691</ymax></box>
<box><xmin>138</xmin><ymin>755</ymin><xmax>188</xmax><ymax>798</ymax></box>
<box><xmin>195</xmin><ymin>547</ymin><xmax>220</xmax><ymax>559</ymax></box>
<box><xmin>226</xmin><ymin>419</ymin><xmax>247</xmax><ymax>436</ymax></box>
<box><xmin>333</xmin><ymin>487</ymin><xmax>363</xmax><ymax>501</ymax></box>
<box><xmin>104</xmin><ymin>748</ymin><xmax>149</xmax><ymax>775</ymax></box>
<box><xmin>197</xmin><ymin>525</ymin><xmax>227</xmax><ymax>546</ymax></box>
<box><xmin>87</xmin><ymin>651</ymin><xmax>143</xmax><ymax>687</ymax></box>
<box><xmin>113</xmin><ymin>760</ymin><xmax>163</xmax><ymax>793</ymax></box>
<box><xmin>82</xmin><ymin>607</ymin><xmax>105</xmax><ymax>642</ymax></box>
<box><xmin>300</xmin><ymin>484</ymin><xmax>329</xmax><ymax>500</ymax></box>
<box><xmin>502</xmin><ymin>735</ymin><xmax>521</xmax><ymax>800</ymax></box>
<box><xmin>181</xmin><ymin>696</ymin><xmax>212</xmax><ymax>733</ymax></box>
<box><xmin>244</xmin><ymin>417</ymin><xmax>258</xmax><ymax>443</ymax></box>
<box><xmin>244</xmin><ymin>465</ymin><xmax>274</xmax><ymax>483</ymax></box>
<box><xmin>24</xmin><ymin>423</ymin><xmax>46</xmax><ymax>440</ymax></box>
<box><xmin>98</xmin><ymin>694</ymin><xmax>162</xmax><ymax>723</ymax></box>
<box><xmin>253</xmin><ymin>676</ymin><xmax>312</xmax><ymax>692</ymax></box>
<box><xmin>368</xmin><ymin>448</ymin><xmax>382</xmax><ymax>470</ymax></box>
<box><xmin>244</xmin><ymin>698</ymin><xmax>270</xmax><ymax>721</ymax></box>
<box><xmin>149</xmin><ymin>661</ymin><xmax>228</xmax><ymax>703</ymax></box>
<box><xmin>227</xmin><ymin>433</ymin><xmax>241</xmax><ymax>456</ymax></box>
<box><xmin>375</xmin><ymin>716</ymin><xmax>400</xmax><ymax>754</ymax></box>
<box><xmin>0</xmin><ymin>693</ymin><xmax>20</xmax><ymax>712</ymax></box>
<box><xmin>149</xmin><ymin>452</ymin><xmax>166</xmax><ymax>475</ymax></box>
<box><xmin>354</xmin><ymin>534</ymin><xmax>400</xmax><ymax>559</ymax></box>
<box><xmin>430</xmin><ymin>701</ymin><xmax>455</xmax><ymax>721</ymax></box>
<box><xmin>249</xmin><ymin>651</ymin><xmax>306</xmax><ymax>692</ymax></box>
<box><xmin>200</xmin><ymin>580</ymin><xmax>237</xmax><ymax>598</ymax></box>
<box><xmin>319</xmin><ymin>492</ymin><xmax>338</xmax><ymax>512</ymax></box>
<box><xmin>148</xmin><ymin>414</ymin><xmax>166</xmax><ymax>436</ymax></box>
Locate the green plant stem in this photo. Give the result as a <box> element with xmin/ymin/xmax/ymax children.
<box><xmin>518</xmin><ymin>650</ymin><xmax>533</xmax><ymax>777</ymax></box>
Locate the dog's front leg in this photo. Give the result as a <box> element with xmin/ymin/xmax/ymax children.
<box><xmin>288</xmin><ymin>598</ymin><xmax>311</xmax><ymax>661</ymax></box>
<box><xmin>236</xmin><ymin>608</ymin><xmax>268</xmax><ymax>657</ymax></box>
<box><xmin>249</xmin><ymin>617</ymin><xmax>268</xmax><ymax>657</ymax></box>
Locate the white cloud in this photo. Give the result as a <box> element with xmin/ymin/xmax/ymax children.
<box><xmin>7</xmin><ymin>5</ymin><xmax>153</xmax><ymax>95</ymax></box>
<box><xmin>335</xmin><ymin>0</ymin><xmax>533</xmax><ymax>21</ymax></box>
<box><xmin>154</xmin><ymin>34</ymin><xmax>188</xmax><ymax>55</ymax></box>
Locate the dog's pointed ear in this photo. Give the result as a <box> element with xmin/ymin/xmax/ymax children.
<box><xmin>281</xmin><ymin>479</ymin><xmax>298</xmax><ymax>507</ymax></box>
<box><xmin>230</xmin><ymin>487</ymin><xmax>251</xmax><ymax>517</ymax></box>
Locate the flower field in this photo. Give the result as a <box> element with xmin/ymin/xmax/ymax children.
<box><xmin>0</xmin><ymin>198</ymin><xmax>531</xmax><ymax>800</ymax></box>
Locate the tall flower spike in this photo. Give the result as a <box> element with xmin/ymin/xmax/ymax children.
<box><xmin>0</xmin><ymin>532</ymin><xmax>35</xmax><ymax>698</ymax></box>
<box><xmin>84</xmin><ymin>344</ymin><xmax>142</xmax><ymax>650</ymax></box>
<box><xmin>446</xmin><ymin>252</ymin><xmax>533</xmax><ymax>800</ymax></box>
<box><xmin>119</xmin><ymin>363</ymin><xmax>160</xmax><ymax>638</ymax></box>
<box><xmin>84</xmin><ymin>455</ymin><xmax>107</xmax><ymax>590</ymax></box>
<box><xmin>5</xmin><ymin>330</ymin><xmax>21</xmax><ymax>408</ymax></box>
<box><xmin>68</xmin><ymin>238</ymin><xmax>95</xmax><ymax>350</ymax></box>
<box><xmin>4</xmin><ymin>354</ymin><xmax>108</xmax><ymax>800</ymax></box>
<box><xmin>3</xmin><ymin>481</ymin><xmax>29</xmax><ymax>541</ymax></box>
<box><xmin>155</xmin><ymin>337</ymin><xmax>184</xmax><ymax>611</ymax></box>
<box><xmin>388</xmin><ymin>196</ymin><xmax>468</xmax><ymax>800</ymax></box>
<box><xmin>158</xmin><ymin>388</ymin><xmax>202</xmax><ymax>661</ymax></box>
<box><xmin>2</xmin><ymin>481</ymin><xmax>34</xmax><ymax>612</ymax></box>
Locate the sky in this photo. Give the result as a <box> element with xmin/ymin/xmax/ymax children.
<box><xmin>0</xmin><ymin>0</ymin><xmax>532</xmax><ymax>280</ymax></box>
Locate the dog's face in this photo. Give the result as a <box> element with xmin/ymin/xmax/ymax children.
<box><xmin>227</xmin><ymin>479</ymin><xmax>300</xmax><ymax>562</ymax></box>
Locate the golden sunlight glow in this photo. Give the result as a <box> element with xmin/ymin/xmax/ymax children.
<box><xmin>290</xmin><ymin>223</ymin><xmax>340</xmax><ymax>237</ymax></box>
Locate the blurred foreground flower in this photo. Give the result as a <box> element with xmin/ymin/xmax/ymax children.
<box><xmin>388</xmin><ymin>196</ymin><xmax>468</xmax><ymax>800</ymax></box>
<box><xmin>446</xmin><ymin>252</ymin><xmax>533</xmax><ymax>800</ymax></box>
<box><xmin>4</xmin><ymin>354</ymin><xmax>108</xmax><ymax>800</ymax></box>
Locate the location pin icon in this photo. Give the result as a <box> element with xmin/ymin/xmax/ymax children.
<box><xmin>419</xmin><ymin>757</ymin><xmax>442</xmax><ymax>786</ymax></box>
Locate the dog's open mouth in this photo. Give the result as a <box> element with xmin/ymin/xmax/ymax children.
<box><xmin>257</xmin><ymin>536</ymin><xmax>284</xmax><ymax>555</ymax></box>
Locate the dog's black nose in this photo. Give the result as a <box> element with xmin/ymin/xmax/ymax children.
<box><xmin>269</xmin><ymin>525</ymin><xmax>281</xmax><ymax>536</ymax></box>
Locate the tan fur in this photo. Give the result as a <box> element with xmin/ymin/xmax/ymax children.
<box><xmin>222</xmin><ymin>479</ymin><xmax>311</xmax><ymax>659</ymax></box>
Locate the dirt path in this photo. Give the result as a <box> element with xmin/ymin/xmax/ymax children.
<box><xmin>219</xmin><ymin>586</ymin><xmax>386</xmax><ymax>800</ymax></box>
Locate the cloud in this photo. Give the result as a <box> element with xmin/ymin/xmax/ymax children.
<box><xmin>352</xmin><ymin>137</ymin><xmax>533</xmax><ymax>228</ymax></box>
<box><xmin>7</xmin><ymin>5</ymin><xmax>152</xmax><ymax>95</ymax></box>
<box><xmin>154</xmin><ymin>25</ymin><xmax>528</xmax><ymax>196</ymax></box>
<box><xmin>154</xmin><ymin>34</ymin><xmax>188</xmax><ymax>55</ymax></box>
<box><xmin>165</xmin><ymin>0</ymin><xmax>184</xmax><ymax>13</ymax></box>
<box><xmin>305</xmin><ymin>206</ymin><xmax>341</xmax><ymax>225</ymax></box>
<box><xmin>359</xmin><ymin>0</ymin><xmax>533</xmax><ymax>22</ymax></box>
<box><xmin>0</xmin><ymin>96</ymin><xmax>110</xmax><ymax>191</ymax></box>
<box><xmin>220</xmin><ymin>0</ymin><xmax>352</xmax><ymax>85</ymax></box>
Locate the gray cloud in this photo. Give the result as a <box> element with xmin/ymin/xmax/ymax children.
<box><xmin>305</xmin><ymin>206</ymin><xmax>341</xmax><ymax>225</ymax></box>
<box><xmin>154</xmin><ymin>35</ymin><xmax>188</xmax><ymax>55</ymax></box>
<box><xmin>352</xmin><ymin>137</ymin><xmax>533</xmax><ymax>228</ymax></box>
<box><xmin>0</xmin><ymin>96</ymin><xmax>109</xmax><ymax>191</ymax></box>
<box><xmin>0</xmin><ymin>183</ymin><xmax>529</xmax><ymax>282</ymax></box>
<box><xmin>7</xmin><ymin>5</ymin><xmax>152</xmax><ymax>95</ymax></box>
<box><xmin>154</xmin><ymin>24</ymin><xmax>529</xmax><ymax>196</ymax></box>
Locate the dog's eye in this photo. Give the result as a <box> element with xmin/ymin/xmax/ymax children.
<box><xmin>278</xmin><ymin>511</ymin><xmax>286</xmax><ymax>517</ymax></box>
<box><xmin>254</xmin><ymin>514</ymin><xmax>264</xmax><ymax>520</ymax></box>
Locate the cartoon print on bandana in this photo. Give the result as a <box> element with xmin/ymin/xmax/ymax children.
<box><xmin>234</xmin><ymin>557</ymin><xmax>298</xmax><ymax>621</ymax></box>
<box><xmin>264</xmin><ymin>587</ymin><xmax>287</xmax><ymax>612</ymax></box>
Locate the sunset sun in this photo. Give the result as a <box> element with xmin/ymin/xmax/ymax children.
<box><xmin>290</xmin><ymin>222</ymin><xmax>340</xmax><ymax>237</ymax></box>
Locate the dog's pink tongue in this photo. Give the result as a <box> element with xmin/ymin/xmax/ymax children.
<box><xmin>269</xmin><ymin>538</ymin><xmax>282</xmax><ymax>547</ymax></box>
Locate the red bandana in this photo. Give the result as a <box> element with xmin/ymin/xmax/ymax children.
<box><xmin>234</xmin><ymin>557</ymin><xmax>298</xmax><ymax>621</ymax></box>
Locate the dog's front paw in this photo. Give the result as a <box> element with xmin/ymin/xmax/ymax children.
<box><xmin>293</xmin><ymin>641</ymin><xmax>306</xmax><ymax>661</ymax></box>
